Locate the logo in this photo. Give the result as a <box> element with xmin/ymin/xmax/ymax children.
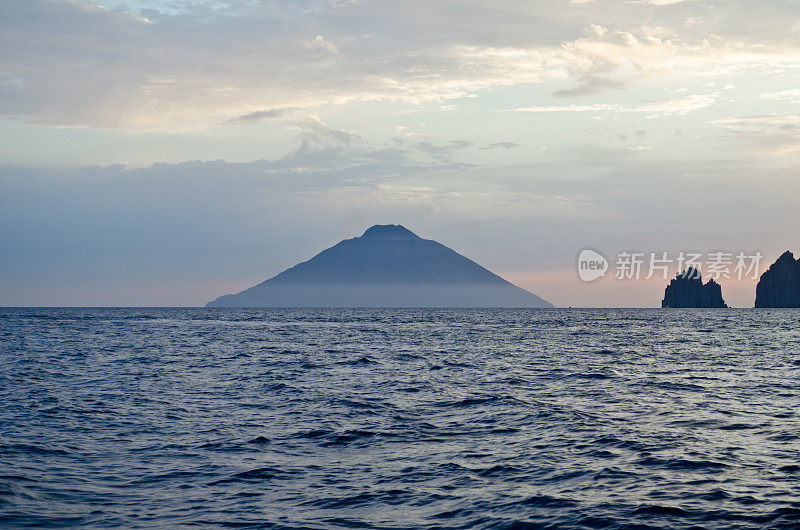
<box><xmin>577</xmin><ymin>249</ymin><xmax>609</xmax><ymax>282</ymax></box>
<box><xmin>574</xmin><ymin>249</ymin><xmax>762</xmax><ymax>282</ymax></box>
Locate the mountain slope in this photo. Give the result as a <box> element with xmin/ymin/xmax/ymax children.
<box><xmin>206</xmin><ymin>225</ymin><xmax>553</xmax><ymax>307</ymax></box>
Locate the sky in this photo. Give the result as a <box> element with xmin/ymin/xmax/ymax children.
<box><xmin>2</xmin><ymin>0</ymin><xmax>800</xmax><ymax>307</ymax></box>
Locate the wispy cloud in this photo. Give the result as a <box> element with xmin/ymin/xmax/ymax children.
<box><xmin>507</xmin><ymin>95</ymin><xmax>717</xmax><ymax>116</ymax></box>
<box><xmin>229</xmin><ymin>107</ymin><xmax>302</xmax><ymax>123</ymax></box>
<box><xmin>636</xmin><ymin>94</ymin><xmax>718</xmax><ymax>116</ymax></box>
<box><xmin>482</xmin><ymin>142</ymin><xmax>520</xmax><ymax>150</ymax></box>
<box><xmin>636</xmin><ymin>0</ymin><xmax>690</xmax><ymax>4</ymax></box>
<box><xmin>295</xmin><ymin>115</ymin><xmax>363</xmax><ymax>148</ymax></box>
<box><xmin>4</xmin><ymin>1</ymin><xmax>800</xmax><ymax>129</ymax></box>
<box><xmin>507</xmin><ymin>104</ymin><xmax>622</xmax><ymax>113</ymax></box>
<box><xmin>760</xmin><ymin>89</ymin><xmax>800</xmax><ymax>103</ymax></box>
<box><xmin>712</xmin><ymin>114</ymin><xmax>800</xmax><ymax>134</ymax></box>
<box><xmin>304</xmin><ymin>35</ymin><xmax>338</xmax><ymax>54</ymax></box>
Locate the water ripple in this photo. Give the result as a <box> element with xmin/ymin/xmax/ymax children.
<box><xmin>2</xmin><ymin>307</ymin><xmax>800</xmax><ymax>528</ymax></box>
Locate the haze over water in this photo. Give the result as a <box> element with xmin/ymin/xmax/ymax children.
<box><xmin>3</xmin><ymin>307</ymin><xmax>800</xmax><ymax>528</ymax></box>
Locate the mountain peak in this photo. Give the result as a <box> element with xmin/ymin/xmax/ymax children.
<box><xmin>678</xmin><ymin>267</ymin><xmax>702</xmax><ymax>281</ymax></box>
<box><xmin>360</xmin><ymin>224</ymin><xmax>420</xmax><ymax>239</ymax></box>
<box><xmin>206</xmin><ymin>224</ymin><xmax>553</xmax><ymax>307</ymax></box>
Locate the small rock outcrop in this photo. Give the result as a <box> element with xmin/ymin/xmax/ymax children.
<box><xmin>661</xmin><ymin>268</ymin><xmax>728</xmax><ymax>308</ymax></box>
<box><xmin>755</xmin><ymin>251</ymin><xmax>800</xmax><ymax>308</ymax></box>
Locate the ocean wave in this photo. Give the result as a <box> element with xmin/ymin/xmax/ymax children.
<box><xmin>3</xmin><ymin>307</ymin><xmax>800</xmax><ymax>527</ymax></box>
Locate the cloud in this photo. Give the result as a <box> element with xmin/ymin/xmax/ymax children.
<box><xmin>386</xmin><ymin>138</ymin><xmax>475</xmax><ymax>161</ymax></box>
<box><xmin>304</xmin><ymin>35</ymin><xmax>338</xmax><ymax>53</ymax></box>
<box><xmin>636</xmin><ymin>94</ymin><xmax>717</xmax><ymax>116</ymax></box>
<box><xmin>507</xmin><ymin>95</ymin><xmax>716</xmax><ymax>116</ymax></box>
<box><xmin>482</xmin><ymin>142</ymin><xmax>520</xmax><ymax>150</ymax></box>
<box><xmin>760</xmin><ymin>89</ymin><xmax>800</xmax><ymax>103</ymax></box>
<box><xmin>712</xmin><ymin>114</ymin><xmax>800</xmax><ymax>134</ymax></box>
<box><xmin>413</xmin><ymin>140</ymin><xmax>473</xmax><ymax>161</ymax></box>
<box><xmin>638</xmin><ymin>0</ymin><xmax>689</xmax><ymax>4</ymax></box>
<box><xmin>297</xmin><ymin>115</ymin><xmax>362</xmax><ymax>147</ymax></box>
<box><xmin>709</xmin><ymin>114</ymin><xmax>800</xmax><ymax>158</ymax></box>
<box><xmin>229</xmin><ymin>107</ymin><xmax>302</xmax><ymax>123</ymax></box>
<box><xmin>550</xmin><ymin>25</ymin><xmax>679</xmax><ymax>97</ymax></box>
<box><xmin>4</xmin><ymin>0</ymin><xmax>800</xmax><ymax>129</ymax></box>
<box><xmin>553</xmin><ymin>76</ymin><xmax>626</xmax><ymax>98</ymax></box>
<box><xmin>508</xmin><ymin>104</ymin><xmax>622</xmax><ymax>112</ymax></box>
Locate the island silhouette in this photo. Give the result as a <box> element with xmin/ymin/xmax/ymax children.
<box><xmin>661</xmin><ymin>267</ymin><xmax>727</xmax><ymax>308</ymax></box>
<box><xmin>756</xmin><ymin>251</ymin><xmax>800</xmax><ymax>307</ymax></box>
<box><xmin>657</xmin><ymin>251</ymin><xmax>800</xmax><ymax>308</ymax></box>
<box><xmin>206</xmin><ymin>224</ymin><xmax>553</xmax><ymax>308</ymax></box>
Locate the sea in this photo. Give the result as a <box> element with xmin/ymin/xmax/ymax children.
<box><xmin>2</xmin><ymin>307</ymin><xmax>800</xmax><ymax>528</ymax></box>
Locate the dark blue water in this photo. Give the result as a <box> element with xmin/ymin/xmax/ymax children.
<box><xmin>2</xmin><ymin>308</ymin><xmax>800</xmax><ymax>528</ymax></box>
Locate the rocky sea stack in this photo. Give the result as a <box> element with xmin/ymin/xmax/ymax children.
<box><xmin>207</xmin><ymin>224</ymin><xmax>553</xmax><ymax>308</ymax></box>
<box><xmin>661</xmin><ymin>268</ymin><xmax>728</xmax><ymax>308</ymax></box>
<box><xmin>755</xmin><ymin>251</ymin><xmax>800</xmax><ymax>307</ymax></box>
